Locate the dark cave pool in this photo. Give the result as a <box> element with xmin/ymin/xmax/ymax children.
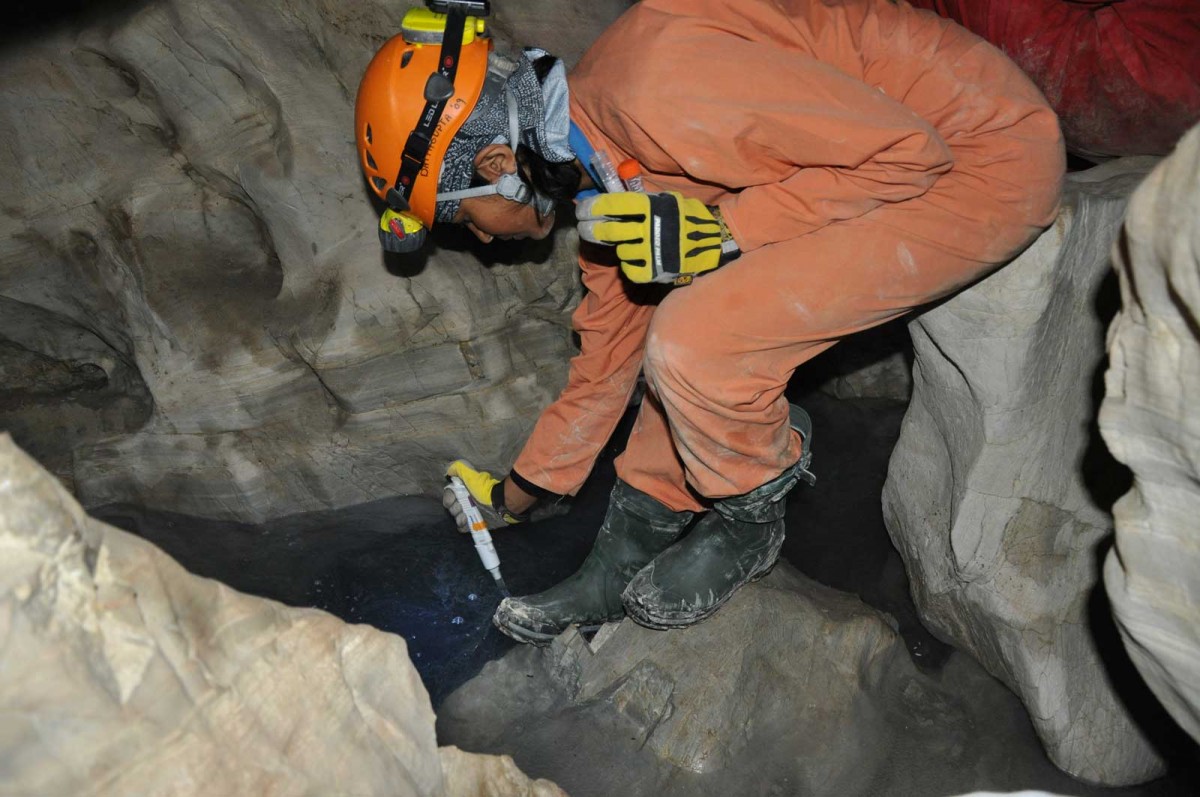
<box><xmin>93</xmin><ymin>478</ymin><xmax>609</xmax><ymax>707</ymax></box>
<box><xmin>91</xmin><ymin>393</ymin><xmax>944</xmax><ymax>707</ymax></box>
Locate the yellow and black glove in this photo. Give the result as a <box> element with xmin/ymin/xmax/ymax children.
<box><xmin>576</xmin><ymin>191</ymin><xmax>740</xmax><ymax>285</ymax></box>
<box><xmin>442</xmin><ymin>460</ymin><xmax>528</xmax><ymax>534</ymax></box>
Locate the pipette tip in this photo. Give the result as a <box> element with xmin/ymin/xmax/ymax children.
<box><xmin>490</xmin><ymin>570</ymin><xmax>511</xmax><ymax>598</ymax></box>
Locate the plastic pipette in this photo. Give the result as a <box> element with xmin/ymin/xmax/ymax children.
<box><xmin>448</xmin><ymin>476</ymin><xmax>511</xmax><ymax>597</ymax></box>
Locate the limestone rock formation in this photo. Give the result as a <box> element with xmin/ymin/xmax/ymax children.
<box><xmin>440</xmin><ymin>747</ymin><xmax>569</xmax><ymax>797</ymax></box>
<box><xmin>440</xmin><ymin>565</ymin><xmax>933</xmax><ymax>796</ymax></box>
<box><xmin>1100</xmin><ymin>125</ymin><xmax>1200</xmax><ymax>745</ymax></box>
<box><xmin>881</xmin><ymin>158</ymin><xmax>1165</xmax><ymax>784</ymax></box>
<box><xmin>0</xmin><ymin>0</ymin><xmax>633</xmax><ymax>523</ymax></box>
<box><xmin>438</xmin><ymin>563</ymin><xmax>1117</xmax><ymax>797</ymax></box>
<box><xmin>0</xmin><ymin>433</ymin><xmax>566</xmax><ymax>796</ymax></box>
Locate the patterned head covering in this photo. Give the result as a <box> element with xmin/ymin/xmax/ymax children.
<box><xmin>435</xmin><ymin>49</ymin><xmax>574</xmax><ymax>222</ymax></box>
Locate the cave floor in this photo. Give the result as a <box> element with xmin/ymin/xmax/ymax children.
<box><xmin>95</xmin><ymin>391</ymin><xmax>1198</xmax><ymax>795</ymax></box>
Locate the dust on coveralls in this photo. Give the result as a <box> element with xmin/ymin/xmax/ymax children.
<box><xmin>512</xmin><ymin>0</ymin><xmax>1065</xmax><ymax>512</ymax></box>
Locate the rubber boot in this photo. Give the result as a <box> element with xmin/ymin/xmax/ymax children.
<box><xmin>622</xmin><ymin>405</ymin><xmax>815</xmax><ymax>630</ymax></box>
<box><xmin>493</xmin><ymin>479</ymin><xmax>694</xmax><ymax>646</ymax></box>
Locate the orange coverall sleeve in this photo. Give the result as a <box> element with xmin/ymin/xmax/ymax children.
<box><xmin>510</xmin><ymin>252</ymin><xmax>655</xmax><ymax>496</ymax></box>
<box><xmin>717</xmin><ymin>59</ymin><xmax>957</xmax><ymax>251</ymax></box>
<box><xmin>589</xmin><ymin>22</ymin><xmax>956</xmax><ymax>252</ymax></box>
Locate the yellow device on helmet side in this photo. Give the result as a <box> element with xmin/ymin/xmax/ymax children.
<box><xmin>380</xmin><ymin>207</ymin><xmax>425</xmax><ymax>239</ymax></box>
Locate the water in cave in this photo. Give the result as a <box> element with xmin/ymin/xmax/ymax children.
<box><xmin>92</xmin><ymin>388</ymin><xmax>936</xmax><ymax>704</ymax></box>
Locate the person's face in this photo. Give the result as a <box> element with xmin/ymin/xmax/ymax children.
<box><xmin>452</xmin><ymin>144</ymin><xmax>555</xmax><ymax>244</ymax></box>
<box><xmin>456</xmin><ymin>193</ymin><xmax>555</xmax><ymax>243</ymax></box>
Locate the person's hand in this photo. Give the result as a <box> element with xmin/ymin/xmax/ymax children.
<box><xmin>576</xmin><ymin>191</ymin><xmax>740</xmax><ymax>284</ymax></box>
<box><xmin>442</xmin><ymin>460</ymin><xmax>528</xmax><ymax>533</ymax></box>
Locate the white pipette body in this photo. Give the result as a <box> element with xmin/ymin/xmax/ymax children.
<box><xmin>448</xmin><ymin>476</ymin><xmax>509</xmax><ymax>595</ymax></box>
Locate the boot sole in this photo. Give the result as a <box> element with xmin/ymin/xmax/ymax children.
<box><xmin>492</xmin><ymin>617</ymin><xmax>558</xmax><ymax>646</ymax></box>
<box><xmin>493</xmin><ymin>607</ymin><xmax>624</xmax><ymax>647</ymax></box>
<box><xmin>623</xmin><ymin>556</ymin><xmax>778</xmax><ymax>631</ymax></box>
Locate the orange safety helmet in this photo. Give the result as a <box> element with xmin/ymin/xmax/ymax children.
<box><xmin>355</xmin><ymin>8</ymin><xmax>493</xmax><ymax>229</ymax></box>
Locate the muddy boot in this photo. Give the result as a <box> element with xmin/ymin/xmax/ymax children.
<box><xmin>622</xmin><ymin>405</ymin><xmax>815</xmax><ymax>630</ymax></box>
<box><xmin>493</xmin><ymin>479</ymin><xmax>694</xmax><ymax>646</ymax></box>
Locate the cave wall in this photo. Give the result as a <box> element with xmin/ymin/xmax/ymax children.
<box><xmin>5</xmin><ymin>0</ymin><xmax>1197</xmax><ymax>789</ymax></box>
<box><xmin>0</xmin><ymin>0</ymin><xmax>633</xmax><ymax>523</ymax></box>
<box><xmin>0</xmin><ymin>433</ymin><xmax>566</xmax><ymax>796</ymax></box>
<box><xmin>1101</xmin><ymin>125</ymin><xmax>1200</xmax><ymax>746</ymax></box>
<box><xmin>882</xmin><ymin>158</ymin><xmax>1166</xmax><ymax>785</ymax></box>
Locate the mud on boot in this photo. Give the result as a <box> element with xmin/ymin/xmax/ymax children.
<box><xmin>493</xmin><ymin>479</ymin><xmax>693</xmax><ymax>646</ymax></box>
<box><xmin>622</xmin><ymin>406</ymin><xmax>815</xmax><ymax>630</ymax></box>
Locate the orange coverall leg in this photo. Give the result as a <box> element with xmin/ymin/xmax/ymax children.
<box><xmin>617</xmin><ymin>116</ymin><xmax>1063</xmax><ymax>511</ymax></box>
<box><xmin>619</xmin><ymin>179</ymin><xmax>1046</xmax><ymax>511</ymax></box>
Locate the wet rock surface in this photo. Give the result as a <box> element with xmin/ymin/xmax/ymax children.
<box><xmin>882</xmin><ymin>159</ymin><xmax>1174</xmax><ymax>785</ymax></box>
<box><xmin>441</xmin><ymin>566</ymin><xmax>913</xmax><ymax>797</ymax></box>
<box><xmin>0</xmin><ymin>434</ymin><xmax>564</xmax><ymax>796</ymax></box>
<box><xmin>1101</xmin><ymin>125</ymin><xmax>1200</xmax><ymax>747</ymax></box>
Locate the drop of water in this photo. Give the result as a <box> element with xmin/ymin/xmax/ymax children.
<box><xmin>468</xmin><ymin>593</ymin><xmax>478</xmax><ymax>601</ymax></box>
<box><xmin>451</xmin><ymin>616</ymin><xmax>464</xmax><ymax>625</ymax></box>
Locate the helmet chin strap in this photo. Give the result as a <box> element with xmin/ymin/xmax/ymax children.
<box><xmin>436</xmin><ymin>86</ymin><xmax>557</xmax><ymax>217</ymax></box>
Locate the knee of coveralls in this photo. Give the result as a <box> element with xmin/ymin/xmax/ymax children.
<box><xmin>614</xmin><ymin>389</ymin><xmax>710</xmax><ymax>514</ymax></box>
<box><xmin>639</xmin><ymin>279</ymin><xmax>803</xmax><ymax>502</ymax></box>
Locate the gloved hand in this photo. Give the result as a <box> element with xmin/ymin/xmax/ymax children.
<box><xmin>442</xmin><ymin>460</ymin><xmax>527</xmax><ymax>534</ymax></box>
<box><xmin>576</xmin><ymin>191</ymin><xmax>740</xmax><ymax>285</ymax></box>
<box><xmin>379</xmin><ymin>208</ymin><xmax>427</xmax><ymax>253</ymax></box>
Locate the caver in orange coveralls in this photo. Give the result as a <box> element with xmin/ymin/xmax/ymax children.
<box><xmin>516</xmin><ymin>0</ymin><xmax>1063</xmax><ymax>503</ymax></box>
<box><xmin>488</xmin><ymin>0</ymin><xmax>1063</xmax><ymax>643</ymax></box>
<box><xmin>372</xmin><ymin>0</ymin><xmax>1064</xmax><ymax>643</ymax></box>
